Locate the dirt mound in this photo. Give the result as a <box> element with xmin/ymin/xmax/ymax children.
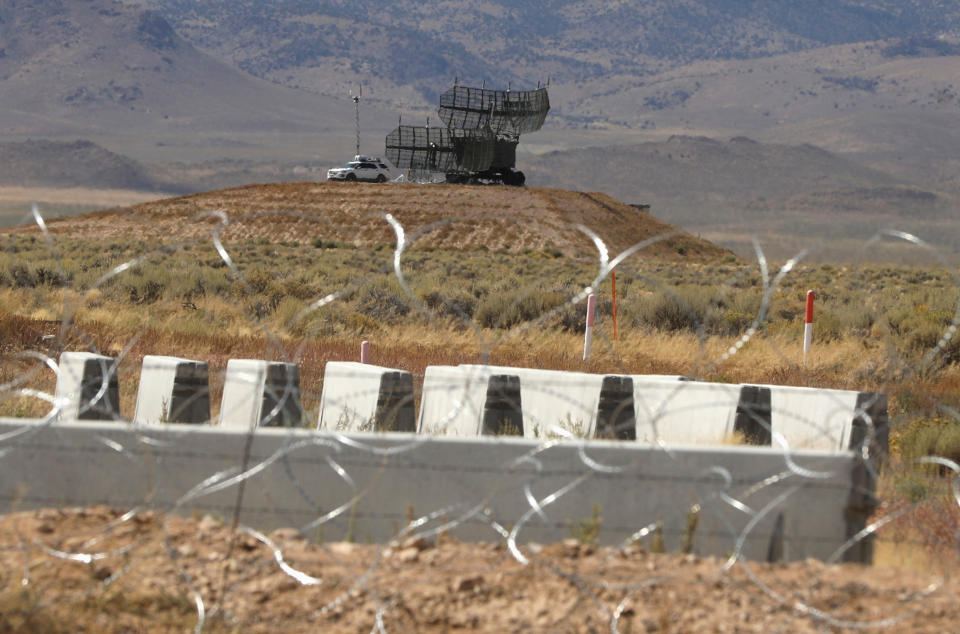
<box><xmin>1</xmin><ymin>507</ymin><xmax>955</xmax><ymax>633</ymax></box>
<box><xmin>31</xmin><ymin>182</ymin><xmax>730</xmax><ymax>260</ymax></box>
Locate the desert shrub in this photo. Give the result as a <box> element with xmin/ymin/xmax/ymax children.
<box><xmin>554</xmin><ymin>300</ymin><xmax>587</xmax><ymax>333</ymax></box>
<box><xmin>627</xmin><ymin>287</ymin><xmax>718</xmax><ymax>333</ymax></box>
<box><xmin>345</xmin><ymin>312</ymin><xmax>381</xmax><ymax>334</ymax></box>
<box><xmin>355</xmin><ymin>280</ymin><xmax>411</xmax><ymax>324</ymax></box>
<box><xmin>10</xmin><ymin>265</ymin><xmax>35</xmax><ymax>288</ymax></box>
<box><xmin>34</xmin><ymin>266</ymin><xmax>65</xmax><ymax>286</ymax></box>
<box><xmin>127</xmin><ymin>279</ymin><xmax>165</xmax><ymax>304</ymax></box>
<box><xmin>907</xmin><ymin>321</ymin><xmax>960</xmax><ymax>367</ymax></box>
<box><xmin>897</xmin><ymin>417</ymin><xmax>960</xmax><ymax>473</ymax></box>
<box><xmin>272</xmin><ymin>296</ymin><xmax>307</xmax><ymax>330</ymax></box>
<box><xmin>287</xmin><ymin>302</ymin><xmax>351</xmax><ymax>338</ymax></box>
<box><xmin>281</xmin><ymin>275</ymin><xmax>317</xmax><ymax>301</ymax></box>
<box><xmin>475</xmin><ymin>288</ymin><xmax>567</xmax><ymax>329</ymax></box>
<box><xmin>243</xmin><ymin>268</ymin><xmax>274</xmax><ymax>295</ymax></box>
<box><xmin>418</xmin><ymin>289</ymin><xmax>477</xmax><ymax>320</ymax></box>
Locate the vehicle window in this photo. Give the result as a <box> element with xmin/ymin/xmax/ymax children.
<box><xmin>360</xmin><ymin>162</ymin><xmax>376</xmax><ymax>169</ymax></box>
<box><xmin>379</xmin><ymin>164</ymin><xmax>389</xmax><ymax>169</ymax></box>
<box><xmin>344</xmin><ymin>162</ymin><xmax>359</xmax><ymax>168</ymax></box>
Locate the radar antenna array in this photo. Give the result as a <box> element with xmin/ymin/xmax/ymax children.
<box><xmin>438</xmin><ymin>85</ymin><xmax>550</xmax><ymax>137</ymax></box>
<box><xmin>385</xmin><ymin>81</ymin><xmax>549</xmax><ymax>186</ymax></box>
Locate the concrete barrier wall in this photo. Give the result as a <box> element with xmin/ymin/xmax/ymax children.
<box><xmin>752</xmin><ymin>384</ymin><xmax>889</xmax><ymax>453</ymax></box>
<box><xmin>218</xmin><ymin>359</ymin><xmax>303</xmax><ymax>430</ymax></box>
<box><xmin>48</xmin><ymin>354</ymin><xmax>887</xmax><ymax>458</ymax></box>
<box><xmin>632</xmin><ymin>379</ymin><xmax>743</xmax><ymax>445</ymax></box>
<box><xmin>0</xmin><ymin>418</ymin><xmax>874</xmax><ymax>563</ymax></box>
<box><xmin>418</xmin><ymin>365</ymin><xmax>516</xmax><ymax>436</ymax></box>
<box><xmin>54</xmin><ymin>352</ymin><xmax>120</xmax><ymax>421</ymax></box>
<box><xmin>318</xmin><ymin>362</ymin><xmax>415</xmax><ymax>432</ymax></box>
<box><xmin>460</xmin><ymin>365</ymin><xmax>605</xmax><ymax>439</ymax></box>
<box><xmin>133</xmin><ymin>355</ymin><xmax>211</xmax><ymax>425</ymax></box>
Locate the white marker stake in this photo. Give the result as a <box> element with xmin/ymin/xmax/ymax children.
<box><xmin>803</xmin><ymin>290</ymin><xmax>815</xmax><ymax>366</ymax></box>
<box><xmin>583</xmin><ymin>293</ymin><xmax>596</xmax><ymax>361</ymax></box>
<box><xmin>361</xmin><ymin>340</ymin><xmax>370</xmax><ymax>364</ymax></box>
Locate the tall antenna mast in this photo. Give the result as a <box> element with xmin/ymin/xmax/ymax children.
<box><xmin>351</xmin><ymin>85</ymin><xmax>362</xmax><ymax>156</ymax></box>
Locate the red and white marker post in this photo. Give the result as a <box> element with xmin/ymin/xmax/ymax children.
<box><xmin>361</xmin><ymin>340</ymin><xmax>370</xmax><ymax>364</ymax></box>
<box><xmin>583</xmin><ymin>293</ymin><xmax>596</xmax><ymax>361</ymax></box>
<box><xmin>803</xmin><ymin>290</ymin><xmax>815</xmax><ymax>365</ymax></box>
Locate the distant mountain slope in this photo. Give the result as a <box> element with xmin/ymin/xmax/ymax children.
<box><xmin>132</xmin><ymin>0</ymin><xmax>960</xmax><ymax>106</ymax></box>
<box><xmin>0</xmin><ymin>140</ymin><xmax>162</xmax><ymax>191</ymax></box>
<box><xmin>119</xmin><ymin>0</ymin><xmax>960</xmax><ymax>193</ymax></box>
<box><xmin>0</xmin><ymin>0</ymin><xmax>384</xmax><ymax>139</ymax></box>
<box><xmin>524</xmin><ymin>135</ymin><xmax>958</xmax><ymax>249</ymax></box>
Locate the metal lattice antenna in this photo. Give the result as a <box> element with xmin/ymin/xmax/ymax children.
<box><xmin>351</xmin><ymin>85</ymin><xmax>362</xmax><ymax>156</ymax></box>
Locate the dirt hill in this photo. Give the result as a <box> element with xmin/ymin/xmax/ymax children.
<box><xmin>31</xmin><ymin>182</ymin><xmax>729</xmax><ymax>262</ymax></box>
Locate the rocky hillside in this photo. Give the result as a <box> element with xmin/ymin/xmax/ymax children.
<box><xmin>129</xmin><ymin>0</ymin><xmax>960</xmax><ymax>107</ymax></box>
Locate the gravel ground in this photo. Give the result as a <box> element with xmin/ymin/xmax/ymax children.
<box><xmin>0</xmin><ymin>506</ymin><xmax>956</xmax><ymax>633</ymax></box>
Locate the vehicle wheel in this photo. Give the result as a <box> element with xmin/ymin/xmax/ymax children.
<box><xmin>513</xmin><ymin>171</ymin><xmax>526</xmax><ymax>186</ymax></box>
<box><xmin>376</xmin><ymin>174</ymin><xmax>387</xmax><ymax>183</ymax></box>
<box><xmin>346</xmin><ymin>173</ymin><xmax>357</xmax><ymax>181</ymax></box>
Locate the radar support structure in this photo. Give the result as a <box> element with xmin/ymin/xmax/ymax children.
<box><xmin>386</xmin><ymin>81</ymin><xmax>549</xmax><ymax>186</ymax></box>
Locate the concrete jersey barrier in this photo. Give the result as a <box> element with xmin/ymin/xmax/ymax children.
<box><xmin>418</xmin><ymin>365</ymin><xmax>524</xmax><ymax>436</ymax></box>
<box><xmin>133</xmin><ymin>355</ymin><xmax>211</xmax><ymax>425</ymax></box>
<box><xmin>54</xmin><ymin>351</ymin><xmax>120</xmax><ymax>421</ymax></box>
<box><xmin>632</xmin><ymin>379</ymin><xmax>744</xmax><ymax>445</ymax></box>
<box><xmin>218</xmin><ymin>359</ymin><xmax>303</xmax><ymax>430</ymax></box>
<box><xmin>460</xmin><ymin>365</ymin><xmax>606</xmax><ymax>439</ymax></box>
<box><xmin>0</xmin><ymin>418</ymin><xmax>877</xmax><ymax>563</ymax></box>
<box><xmin>318</xmin><ymin>362</ymin><xmax>415</xmax><ymax>432</ymax></box>
<box><xmin>752</xmin><ymin>384</ymin><xmax>889</xmax><ymax>454</ymax></box>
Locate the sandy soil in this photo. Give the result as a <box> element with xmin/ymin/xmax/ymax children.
<box><xmin>0</xmin><ymin>506</ymin><xmax>956</xmax><ymax>633</ymax></box>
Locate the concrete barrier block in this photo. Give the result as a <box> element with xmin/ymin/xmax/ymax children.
<box><xmin>461</xmin><ymin>365</ymin><xmax>604</xmax><ymax>439</ymax></box>
<box><xmin>632</xmin><ymin>379</ymin><xmax>743</xmax><ymax>445</ymax></box>
<box><xmin>481</xmin><ymin>374</ymin><xmax>523</xmax><ymax>436</ymax></box>
<box><xmin>219</xmin><ymin>359</ymin><xmax>303</xmax><ymax>430</ymax></box>
<box><xmin>596</xmin><ymin>375</ymin><xmax>636</xmax><ymax>440</ymax></box>
<box><xmin>752</xmin><ymin>385</ymin><xmax>888</xmax><ymax>453</ymax></box>
<box><xmin>733</xmin><ymin>385</ymin><xmax>773</xmax><ymax>446</ymax></box>
<box><xmin>419</xmin><ymin>366</ymin><xmax>523</xmax><ymax>437</ymax></box>
<box><xmin>318</xmin><ymin>362</ymin><xmax>415</xmax><ymax>432</ymax></box>
<box><xmin>133</xmin><ymin>355</ymin><xmax>211</xmax><ymax>425</ymax></box>
<box><xmin>54</xmin><ymin>351</ymin><xmax>120</xmax><ymax>421</ymax></box>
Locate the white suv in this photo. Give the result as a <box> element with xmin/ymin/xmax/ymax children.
<box><xmin>327</xmin><ymin>156</ymin><xmax>392</xmax><ymax>182</ymax></box>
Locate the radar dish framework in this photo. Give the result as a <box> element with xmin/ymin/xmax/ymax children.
<box><xmin>386</xmin><ymin>83</ymin><xmax>550</xmax><ymax>186</ymax></box>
